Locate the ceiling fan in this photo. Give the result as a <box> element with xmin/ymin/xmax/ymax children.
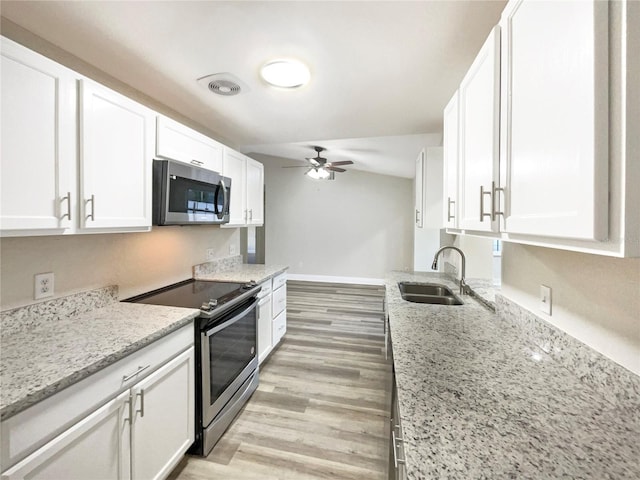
<box><xmin>283</xmin><ymin>146</ymin><xmax>354</xmax><ymax>180</ymax></box>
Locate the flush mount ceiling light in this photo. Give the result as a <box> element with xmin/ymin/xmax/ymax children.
<box><xmin>260</xmin><ymin>59</ymin><xmax>310</xmax><ymax>88</ymax></box>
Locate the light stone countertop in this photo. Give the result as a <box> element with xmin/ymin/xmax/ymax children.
<box><xmin>194</xmin><ymin>263</ymin><xmax>288</xmax><ymax>284</ymax></box>
<box><xmin>0</xmin><ymin>301</ymin><xmax>199</xmax><ymax>420</ymax></box>
<box><xmin>385</xmin><ymin>271</ymin><xmax>640</xmax><ymax>479</ymax></box>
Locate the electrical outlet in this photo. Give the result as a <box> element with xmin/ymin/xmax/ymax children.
<box><xmin>35</xmin><ymin>272</ymin><xmax>54</xmax><ymax>300</ymax></box>
<box><xmin>540</xmin><ymin>285</ymin><xmax>552</xmax><ymax>315</ymax></box>
<box><xmin>206</xmin><ymin>248</ymin><xmax>216</xmax><ymax>260</ymax></box>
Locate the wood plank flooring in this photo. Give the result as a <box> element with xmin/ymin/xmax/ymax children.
<box><xmin>168</xmin><ymin>281</ymin><xmax>391</xmax><ymax>480</ymax></box>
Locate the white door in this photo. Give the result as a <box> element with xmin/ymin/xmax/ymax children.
<box><xmin>130</xmin><ymin>348</ymin><xmax>194</xmax><ymax>480</ymax></box>
<box><xmin>458</xmin><ymin>26</ymin><xmax>501</xmax><ymax>232</ymax></box>
<box><xmin>156</xmin><ymin>116</ymin><xmax>223</xmax><ymax>172</ymax></box>
<box><xmin>1</xmin><ymin>391</ymin><xmax>131</xmax><ymax>480</ymax></box>
<box><xmin>0</xmin><ymin>37</ymin><xmax>76</xmax><ymax>233</ymax></box>
<box><xmin>500</xmin><ymin>0</ymin><xmax>609</xmax><ymax>240</ymax></box>
<box><xmin>414</xmin><ymin>151</ymin><xmax>425</xmax><ymax>228</ymax></box>
<box><xmin>79</xmin><ymin>79</ymin><xmax>154</xmax><ymax>230</ymax></box>
<box><xmin>443</xmin><ymin>92</ymin><xmax>459</xmax><ymax>229</ymax></box>
<box><xmin>222</xmin><ymin>149</ymin><xmax>247</xmax><ymax>226</ymax></box>
<box><xmin>246</xmin><ymin>158</ymin><xmax>264</xmax><ymax>226</ymax></box>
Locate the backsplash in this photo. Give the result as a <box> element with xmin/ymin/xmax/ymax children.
<box><xmin>192</xmin><ymin>254</ymin><xmax>242</xmax><ymax>277</ymax></box>
<box><xmin>0</xmin><ymin>286</ymin><xmax>118</xmax><ymax>335</ymax></box>
<box><xmin>495</xmin><ymin>294</ymin><xmax>640</xmax><ymax>414</ymax></box>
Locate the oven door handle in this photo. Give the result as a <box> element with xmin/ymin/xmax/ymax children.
<box><xmin>205</xmin><ymin>298</ymin><xmax>259</xmax><ymax>337</ymax></box>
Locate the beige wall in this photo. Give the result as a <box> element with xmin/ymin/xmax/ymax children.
<box><xmin>0</xmin><ymin>227</ymin><xmax>239</xmax><ymax>309</ymax></box>
<box><xmin>501</xmin><ymin>243</ymin><xmax>640</xmax><ymax>375</ymax></box>
<box><xmin>257</xmin><ymin>155</ymin><xmax>413</xmax><ymax>280</ymax></box>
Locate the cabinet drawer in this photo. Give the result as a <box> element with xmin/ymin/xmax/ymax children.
<box><xmin>258</xmin><ymin>279</ymin><xmax>272</xmax><ymax>298</ymax></box>
<box><xmin>272</xmin><ymin>272</ymin><xmax>287</xmax><ymax>290</ymax></box>
<box><xmin>1</xmin><ymin>323</ymin><xmax>193</xmax><ymax>470</ymax></box>
<box><xmin>272</xmin><ymin>310</ymin><xmax>286</xmax><ymax>345</ymax></box>
<box><xmin>272</xmin><ymin>284</ymin><xmax>286</xmax><ymax>318</ymax></box>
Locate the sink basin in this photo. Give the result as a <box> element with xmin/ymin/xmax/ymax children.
<box><xmin>397</xmin><ymin>282</ymin><xmax>463</xmax><ymax>305</ymax></box>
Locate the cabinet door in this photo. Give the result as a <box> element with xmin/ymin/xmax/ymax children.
<box><xmin>500</xmin><ymin>0</ymin><xmax>608</xmax><ymax>240</ymax></box>
<box><xmin>443</xmin><ymin>92</ymin><xmax>459</xmax><ymax>229</ymax></box>
<box><xmin>458</xmin><ymin>26</ymin><xmax>501</xmax><ymax>232</ymax></box>
<box><xmin>222</xmin><ymin>148</ymin><xmax>247</xmax><ymax>226</ymax></box>
<box><xmin>79</xmin><ymin>79</ymin><xmax>154</xmax><ymax>230</ymax></box>
<box><xmin>246</xmin><ymin>158</ymin><xmax>264</xmax><ymax>226</ymax></box>
<box><xmin>156</xmin><ymin>116</ymin><xmax>223</xmax><ymax>172</ymax></box>
<box><xmin>257</xmin><ymin>295</ymin><xmax>273</xmax><ymax>365</ymax></box>
<box><xmin>272</xmin><ymin>309</ymin><xmax>287</xmax><ymax>345</ymax></box>
<box><xmin>272</xmin><ymin>284</ymin><xmax>287</xmax><ymax>318</ymax></box>
<box><xmin>414</xmin><ymin>150</ymin><xmax>425</xmax><ymax>228</ymax></box>
<box><xmin>0</xmin><ymin>37</ymin><xmax>76</xmax><ymax>233</ymax></box>
<box><xmin>130</xmin><ymin>348</ymin><xmax>194</xmax><ymax>480</ymax></box>
<box><xmin>1</xmin><ymin>391</ymin><xmax>130</xmax><ymax>480</ymax></box>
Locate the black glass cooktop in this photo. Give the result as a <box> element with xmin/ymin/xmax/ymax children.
<box><xmin>124</xmin><ymin>279</ymin><xmax>246</xmax><ymax>310</ymax></box>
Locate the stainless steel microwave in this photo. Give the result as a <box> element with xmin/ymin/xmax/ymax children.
<box><xmin>153</xmin><ymin>159</ymin><xmax>231</xmax><ymax>225</ymax></box>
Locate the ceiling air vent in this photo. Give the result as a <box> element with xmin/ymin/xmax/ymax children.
<box><xmin>197</xmin><ymin>73</ymin><xmax>249</xmax><ymax>97</ymax></box>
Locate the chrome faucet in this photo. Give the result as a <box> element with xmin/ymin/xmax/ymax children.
<box><xmin>431</xmin><ymin>246</ymin><xmax>469</xmax><ymax>295</ymax></box>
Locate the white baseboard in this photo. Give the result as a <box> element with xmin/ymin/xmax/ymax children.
<box><xmin>286</xmin><ymin>274</ymin><xmax>384</xmax><ymax>286</ymax></box>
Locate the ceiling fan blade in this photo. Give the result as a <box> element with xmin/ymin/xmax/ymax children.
<box><xmin>326</xmin><ymin>160</ymin><xmax>354</xmax><ymax>167</ymax></box>
<box><xmin>325</xmin><ymin>166</ymin><xmax>346</xmax><ymax>173</ymax></box>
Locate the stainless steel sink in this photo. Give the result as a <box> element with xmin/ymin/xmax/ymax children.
<box><xmin>397</xmin><ymin>282</ymin><xmax>463</xmax><ymax>305</ymax></box>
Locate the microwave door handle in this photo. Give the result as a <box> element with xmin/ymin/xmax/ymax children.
<box><xmin>205</xmin><ymin>298</ymin><xmax>259</xmax><ymax>337</ymax></box>
<box><xmin>221</xmin><ymin>179</ymin><xmax>229</xmax><ymax>216</ymax></box>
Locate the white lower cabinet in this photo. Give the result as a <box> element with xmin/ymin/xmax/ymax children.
<box><xmin>272</xmin><ymin>310</ymin><xmax>287</xmax><ymax>346</ymax></box>
<box><xmin>1</xmin><ymin>391</ymin><xmax>131</xmax><ymax>480</ymax></box>
<box><xmin>1</xmin><ymin>329</ymin><xmax>194</xmax><ymax>480</ymax></box>
<box><xmin>257</xmin><ymin>280</ymin><xmax>273</xmax><ymax>365</ymax></box>
<box><xmin>271</xmin><ymin>273</ymin><xmax>287</xmax><ymax>346</ymax></box>
<box><xmin>130</xmin><ymin>349</ymin><xmax>194</xmax><ymax>480</ymax></box>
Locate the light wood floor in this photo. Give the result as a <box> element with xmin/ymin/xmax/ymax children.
<box><xmin>168</xmin><ymin>280</ymin><xmax>391</xmax><ymax>480</ymax></box>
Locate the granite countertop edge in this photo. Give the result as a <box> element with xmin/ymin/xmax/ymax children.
<box><xmin>0</xmin><ymin>303</ymin><xmax>200</xmax><ymax>421</ymax></box>
<box><xmin>194</xmin><ymin>264</ymin><xmax>289</xmax><ymax>284</ymax></box>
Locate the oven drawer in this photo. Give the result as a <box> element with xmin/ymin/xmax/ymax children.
<box><xmin>1</xmin><ymin>323</ymin><xmax>194</xmax><ymax>470</ymax></box>
<box><xmin>272</xmin><ymin>272</ymin><xmax>287</xmax><ymax>290</ymax></box>
<box><xmin>272</xmin><ymin>310</ymin><xmax>286</xmax><ymax>345</ymax></box>
<box><xmin>272</xmin><ymin>283</ymin><xmax>286</xmax><ymax>318</ymax></box>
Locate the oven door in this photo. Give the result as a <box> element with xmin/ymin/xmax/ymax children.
<box><xmin>201</xmin><ymin>297</ymin><xmax>258</xmax><ymax>427</ymax></box>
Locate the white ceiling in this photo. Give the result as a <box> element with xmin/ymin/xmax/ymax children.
<box><xmin>1</xmin><ymin>1</ymin><xmax>506</xmax><ymax>179</ymax></box>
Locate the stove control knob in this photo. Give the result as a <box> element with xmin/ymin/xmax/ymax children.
<box><xmin>200</xmin><ymin>302</ymin><xmax>212</xmax><ymax>311</ymax></box>
<box><xmin>242</xmin><ymin>281</ymin><xmax>257</xmax><ymax>290</ymax></box>
<box><xmin>208</xmin><ymin>299</ymin><xmax>218</xmax><ymax>308</ymax></box>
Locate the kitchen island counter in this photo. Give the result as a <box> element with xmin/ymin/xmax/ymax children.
<box><xmin>385</xmin><ymin>271</ymin><xmax>640</xmax><ymax>479</ymax></box>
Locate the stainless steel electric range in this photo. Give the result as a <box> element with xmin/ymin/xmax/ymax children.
<box><xmin>125</xmin><ymin>279</ymin><xmax>261</xmax><ymax>456</ymax></box>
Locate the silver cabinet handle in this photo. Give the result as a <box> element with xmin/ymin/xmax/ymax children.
<box><xmin>249</xmin><ymin>209</ymin><xmax>253</xmax><ymax>221</ymax></box>
<box><xmin>136</xmin><ymin>389</ymin><xmax>145</xmax><ymax>418</ymax></box>
<box><xmin>392</xmin><ymin>430</ymin><xmax>405</xmax><ymax>469</ymax></box>
<box><xmin>447</xmin><ymin>197</ymin><xmax>455</xmax><ymax>221</ymax></box>
<box><xmin>61</xmin><ymin>192</ymin><xmax>71</xmax><ymax>220</ymax></box>
<box><xmin>415</xmin><ymin>209</ymin><xmax>420</xmax><ymax>224</ymax></box>
<box><xmin>86</xmin><ymin>194</ymin><xmax>95</xmax><ymax>221</ymax></box>
<box><xmin>122</xmin><ymin>364</ymin><xmax>150</xmax><ymax>382</ymax></box>
<box><xmin>479</xmin><ymin>185</ymin><xmax>492</xmax><ymax>222</ymax></box>
<box><xmin>493</xmin><ymin>181</ymin><xmax>504</xmax><ymax>219</ymax></box>
<box><xmin>190</xmin><ymin>159</ymin><xmax>204</xmax><ymax>166</ymax></box>
<box><xmin>124</xmin><ymin>395</ymin><xmax>133</xmax><ymax>424</ymax></box>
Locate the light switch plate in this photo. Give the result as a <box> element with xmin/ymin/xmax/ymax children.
<box><xmin>540</xmin><ymin>285</ymin><xmax>552</xmax><ymax>315</ymax></box>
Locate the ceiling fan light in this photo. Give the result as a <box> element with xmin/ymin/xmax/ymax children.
<box><xmin>260</xmin><ymin>60</ymin><xmax>310</xmax><ymax>88</ymax></box>
<box><xmin>307</xmin><ymin>167</ymin><xmax>331</xmax><ymax>180</ymax></box>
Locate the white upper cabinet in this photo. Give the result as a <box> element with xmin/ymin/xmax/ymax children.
<box><xmin>156</xmin><ymin>115</ymin><xmax>223</xmax><ymax>172</ymax></box>
<box><xmin>79</xmin><ymin>79</ymin><xmax>155</xmax><ymax>230</ymax></box>
<box><xmin>458</xmin><ymin>26</ymin><xmax>501</xmax><ymax>233</ymax></box>
<box><xmin>222</xmin><ymin>148</ymin><xmax>264</xmax><ymax>227</ymax></box>
<box><xmin>442</xmin><ymin>92</ymin><xmax>459</xmax><ymax>229</ymax></box>
<box><xmin>246</xmin><ymin>158</ymin><xmax>264</xmax><ymax>226</ymax></box>
<box><xmin>500</xmin><ymin>0</ymin><xmax>609</xmax><ymax>240</ymax></box>
<box><xmin>414</xmin><ymin>150</ymin><xmax>425</xmax><ymax>228</ymax></box>
<box><xmin>0</xmin><ymin>37</ymin><xmax>76</xmax><ymax>234</ymax></box>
